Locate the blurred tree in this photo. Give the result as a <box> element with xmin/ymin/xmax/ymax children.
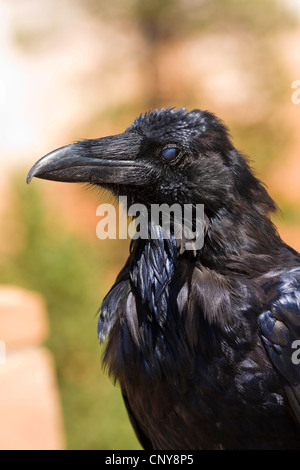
<box><xmin>79</xmin><ymin>0</ymin><xmax>294</xmax><ymax>108</ymax></box>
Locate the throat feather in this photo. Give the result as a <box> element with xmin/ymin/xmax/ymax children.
<box><xmin>131</xmin><ymin>226</ymin><xmax>179</xmax><ymax>323</ymax></box>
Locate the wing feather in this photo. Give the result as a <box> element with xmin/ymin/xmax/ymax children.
<box><xmin>259</xmin><ymin>268</ymin><xmax>300</xmax><ymax>423</ymax></box>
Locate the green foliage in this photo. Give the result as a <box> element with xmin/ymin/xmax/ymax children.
<box><xmin>0</xmin><ymin>175</ymin><xmax>140</xmax><ymax>450</ymax></box>
<box><xmin>231</xmin><ymin>119</ymin><xmax>291</xmax><ymax>175</ymax></box>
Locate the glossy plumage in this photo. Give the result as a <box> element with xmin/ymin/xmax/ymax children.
<box><xmin>27</xmin><ymin>107</ymin><xmax>300</xmax><ymax>449</ymax></box>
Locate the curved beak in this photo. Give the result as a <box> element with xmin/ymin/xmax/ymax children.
<box><xmin>27</xmin><ymin>131</ymin><xmax>146</xmax><ymax>186</ymax></box>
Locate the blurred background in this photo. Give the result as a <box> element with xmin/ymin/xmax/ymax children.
<box><xmin>0</xmin><ymin>0</ymin><xmax>299</xmax><ymax>450</ymax></box>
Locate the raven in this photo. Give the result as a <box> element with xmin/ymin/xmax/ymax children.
<box><xmin>27</xmin><ymin>108</ymin><xmax>300</xmax><ymax>450</ymax></box>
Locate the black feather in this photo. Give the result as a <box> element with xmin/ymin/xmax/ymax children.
<box><xmin>28</xmin><ymin>107</ymin><xmax>300</xmax><ymax>449</ymax></box>
<box><xmin>99</xmin><ymin>109</ymin><xmax>300</xmax><ymax>449</ymax></box>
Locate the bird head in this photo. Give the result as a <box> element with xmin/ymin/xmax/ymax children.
<box><xmin>27</xmin><ymin>107</ymin><xmax>275</xmax><ymax>215</ymax></box>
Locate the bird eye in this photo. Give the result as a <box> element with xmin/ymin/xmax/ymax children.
<box><xmin>161</xmin><ymin>147</ymin><xmax>180</xmax><ymax>162</ymax></box>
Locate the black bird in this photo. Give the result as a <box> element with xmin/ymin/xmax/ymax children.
<box><xmin>27</xmin><ymin>108</ymin><xmax>300</xmax><ymax>450</ymax></box>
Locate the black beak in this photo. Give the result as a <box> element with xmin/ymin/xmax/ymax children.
<box><xmin>27</xmin><ymin>131</ymin><xmax>147</xmax><ymax>186</ymax></box>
